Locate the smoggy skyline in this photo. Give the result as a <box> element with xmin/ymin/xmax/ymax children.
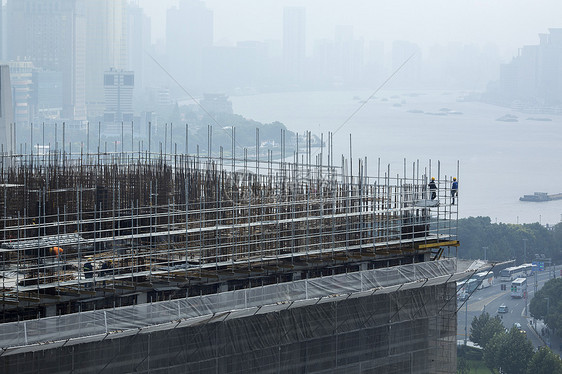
<box><xmin>139</xmin><ymin>0</ymin><xmax>562</xmax><ymax>57</ymax></box>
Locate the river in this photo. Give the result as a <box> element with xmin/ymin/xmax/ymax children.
<box><xmin>231</xmin><ymin>90</ymin><xmax>562</xmax><ymax>225</ymax></box>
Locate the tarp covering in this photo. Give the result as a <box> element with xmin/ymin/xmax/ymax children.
<box><xmin>0</xmin><ymin>259</ymin><xmax>458</xmax><ymax>350</ymax></box>
<box><xmin>0</xmin><ymin>281</ymin><xmax>458</xmax><ymax>373</ymax></box>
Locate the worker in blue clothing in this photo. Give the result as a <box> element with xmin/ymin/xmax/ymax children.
<box><xmin>451</xmin><ymin>177</ymin><xmax>458</xmax><ymax>204</ymax></box>
<box><xmin>428</xmin><ymin>177</ymin><xmax>437</xmax><ymax>200</ymax></box>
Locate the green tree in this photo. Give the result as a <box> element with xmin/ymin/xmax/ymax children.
<box><xmin>530</xmin><ymin>278</ymin><xmax>562</xmax><ymax>331</ymax></box>
<box><xmin>483</xmin><ymin>329</ymin><xmax>507</xmax><ymax>371</ymax></box>
<box><xmin>470</xmin><ymin>312</ymin><xmax>490</xmax><ymax>346</ymax></box>
<box><xmin>470</xmin><ymin>312</ymin><xmax>505</xmax><ymax>348</ymax></box>
<box><xmin>484</xmin><ymin>328</ymin><xmax>534</xmax><ymax>374</ymax></box>
<box><xmin>457</xmin><ymin>356</ymin><xmax>470</xmax><ymax>374</ymax></box>
<box><xmin>527</xmin><ymin>346</ymin><xmax>562</xmax><ymax>374</ymax></box>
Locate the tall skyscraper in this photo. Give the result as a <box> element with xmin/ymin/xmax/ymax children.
<box><xmin>127</xmin><ymin>3</ymin><xmax>151</xmax><ymax>94</ymax></box>
<box><xmin>7</xmin><ymin>0</ymin><xmax>87</xmax><ymax>121</ymax></box>
<box><xmin>495</xmin><ymin>28</ymin><xmax>562</xmax><ymax>105</ymax></box>
<box><xmin>0</xmin><ymin>65</ymin><xmax>14</xmax><ymax>157</ymax></box>
<box><xmin>7</xmin><ymin>61</ymin><xmax>34</xmax><ymax>125</ymax></box>
<box><xmin>333</xmin><ymin>25</ymin><xmax>364</xmax><ymax>86</ymax></box>
<box><xmin>84</xmin><ymin>0</ymin><xmax>129</xmax><ymax>118</ymax></box>
<box><xmin>283</xmin><ymin>7</ymin><xmax>306</xmax><ymax>86</ymax></box>
<box><xmin>103</xmin><ymin>69</ymin><xmax>134</xmax><ymax>135</ymax></box>
<box><xmin>166</xmin><ymin>0</ymin><xmax>213</xmax><ymax>92</ymax></box>
<box><xmin>0</xmin><ymin>4</ymin><xmax>4</xmax><ymax>61</ymax></box>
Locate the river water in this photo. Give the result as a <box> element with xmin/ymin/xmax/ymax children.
<box><xmin>231</xmin><ymin>90</ymin><xmax>562</xmax><ymax>225</ymax></box>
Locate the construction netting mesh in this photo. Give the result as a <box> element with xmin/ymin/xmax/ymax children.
<box><xmin>0</xmin><ymin>259</ymin><xmax>458</xmax><ymax>349</ymax></box>
<box><xmin>0</xmin><ymin>259</ymin><xmax>462</xmax><ymax>373</ymax></box>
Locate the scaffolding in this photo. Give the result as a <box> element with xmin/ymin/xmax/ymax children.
<box><xmin>0</xmin><ymin>125</ymin><xmax>461</xmax><ymax>372</ymax></box>
<box><xmin>0</xmin><ymin>144</ymin><xmax>458</xmax><ymax>310</ymax></box>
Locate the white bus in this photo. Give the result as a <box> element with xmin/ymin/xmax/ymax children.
<box><xmin>474</xmin><ymin>271</ymin><xmax>494</xmax><ymax>289</ymax></box>
<box><xmin>500</xmin><ymin>263</ymin><xmax>533</xmax><ymax>282</ymax></box>
<box><xmin>510</xmin><ymin>278</ymin><xmax>527</xmax><ymax>298</ymax></box>
<box><xmin>457</xmin><ymin>278</ymin><xmax>479</xmax><ymax>300</ymax></box>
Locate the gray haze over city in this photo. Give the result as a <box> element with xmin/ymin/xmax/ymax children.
<box><xmin>141</xmin><ymin>0</ymin><xmax>560</xmax><ymax>54</ymax></box>
<box><xmin>2</xmin><ymin>0</ymin><xmax>562</xmax><ymax>224</ymax></box>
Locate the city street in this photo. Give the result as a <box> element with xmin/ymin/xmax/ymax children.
<box><xmin>457</xmin><ymin>267</ymin><xmax>559</xmax><ymax>353</ymax></box>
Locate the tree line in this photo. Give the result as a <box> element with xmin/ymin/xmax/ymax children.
<box><xmin>457</xmin><ymin>217</ymin><xmax>562</xmax><ymax>264</ymax></box>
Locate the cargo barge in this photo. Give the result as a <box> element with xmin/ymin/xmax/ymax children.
<box><xmin>519</xmin><ymin>192</ymin><xmax>562</xmax><ymax>202</ymax></box>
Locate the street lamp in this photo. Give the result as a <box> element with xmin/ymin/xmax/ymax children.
<box><xmin>464</xmin><ymin>298</ymin><xmax>468</xmax><ymax>346</ymax></box>
<box><xmin>544</xmin><ymin>297</ymin><xmax>551</xmax><ymax>347</ymax></box>
<box><xmin>482</xmin><ymin>247</ymin><xmax>488</xmax><ymax>262</ymax></box>
<box><xmin>523</xmin><ymin>239</ymin><xmax>527</xmax><ymax>263</ymax></box>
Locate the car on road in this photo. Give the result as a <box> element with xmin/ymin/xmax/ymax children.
<box><xmin>498</xmin><ymin>304</ymin><xmax>508</xmax><ymax>313</ymax></box>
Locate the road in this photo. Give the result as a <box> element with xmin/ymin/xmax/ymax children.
<box><xmin>457</xmin><ymin>267</ymin><xmax>558</xmax><ymax>352</ymax></box>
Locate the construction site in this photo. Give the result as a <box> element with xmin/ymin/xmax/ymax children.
<box><xmin>0</xmin><ymin>134</ymin><xmax>466</xmax><ymax>373</ymax></box>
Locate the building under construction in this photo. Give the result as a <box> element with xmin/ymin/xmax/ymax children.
<box><xmin>0</xmin><ymin>140</ymin><xmax>465</xmax><ymax>373</ymax></box>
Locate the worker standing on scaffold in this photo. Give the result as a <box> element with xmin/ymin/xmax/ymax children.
<box><xmin>451</xmin><ymin>177</ymin><xmax>458</xmax><ymax>205</ymax></box>
<box><xmin>428</xmin><ymin>177</ymin><xmax>437</xmax><ymax>200</ymax></box>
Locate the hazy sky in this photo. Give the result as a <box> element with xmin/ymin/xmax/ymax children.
<box><xmin>138</xmin><ymin>0</ymin><xmax>562</xmax><ymax>56</ymax></box>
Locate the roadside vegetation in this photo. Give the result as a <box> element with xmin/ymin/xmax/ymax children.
<box><xmin>458</xmin><ymin>312</ymin><xmax>562</xmax><ymax>373</ymax></box>
<box><xmin>458</xmin><ymin>217</ymin><xmax>562</xmax><ymax>264</ymax></box>
<box><xmin>529</xmin><ymin>278</ymin><xmax>562</xmax><ymax>334</ymax></box>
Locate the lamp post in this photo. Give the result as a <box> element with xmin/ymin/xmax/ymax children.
<box><xmin>483</xmin><ymin>247</ymin><xmax>488</xmax><ymax>262</ymax></box>
<box><xmin>525</xmin><ymin>287</ymin><xmax>528</xmax><ymax>317</ymax></box>
<box><xmin>523</xmin><ymin>239</ymin><xmax>527</xmax><ymax>263</ymax></box>
<box><xmin>545</xmin><ymin>297</ymin><xmax>550</xmax><ymax>347</ymax></box>
<box><xmin>464</xmin><ymin>298</ymin><xmax>468</xmax><ymax>346</ymax></box>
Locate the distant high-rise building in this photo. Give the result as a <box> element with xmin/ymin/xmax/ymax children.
<box><xmin>84</xmin><ymin>0</ymin><xmax>129</xmax><ymax>119</ymax></box>
<box><xmin>536</xmin><ymin>29</ymin><xmax>562</xmax><ymax>105</ymax></box>
<box><xmin>32</xmin><ymin>70</ymin><xmax>64</xmax><ymax>120</ymax></box>
<box><xmin>283</xmin><ymin>7</ymin><xmax>306</xmax><ymax>86</ymax></box>
<box><xmin>7</xmin><ymin>0</ymin><xmax>87</xmax><ymax>121</ymax></box>
<box><xmin>127</xmin><ymin>3</ymin><xmax>151</xmax><ymax>94</ymax></box>
<box><xmin>166</xmin><ymin>0</ymin><xmax>213</xmax><ymax>92</ymax></box>
<box><xmin>0</xmin><ymin>65</ymin><xmax>14</xmax><ymax>156</ymax></box>
<box><xmin>0</xmin><ymin>4</ymin><xmax>4</xmax><ymax>61</ymax></box>
<box><xmin>333</xmin><ymin>25</ymin><xmax>364</xmax><ymax>86</ymax></box>
<box><xmin>103</xmin><ymin>69</ymin><xmax>134</xmax><ymax>134</ymax></box>
<box><xmin>7</xmin><ymin>61</ymin><xmax>34</xmax><ymax>125</ymax></box>
<box><xmin>494</xmin><ymin>28</ymin><xmax>562</xmax><ymax>106</ymax></box>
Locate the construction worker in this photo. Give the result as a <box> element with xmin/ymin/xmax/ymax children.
<box><xmin>50</xmin><ymin>246</ymin><xmax>63</xmax><ymax>258</ymax></box>
<box><xmin>428</xmin><ymin>177</ymin><xmax>437</xmax><ymax>200</ymax></box>
<box><xmin>84</xmin><ymin>261</ymin><xmax>93</xmax><ymax>279</ymax></box>
<box><xmin>100</xmin><ymin>261</ymin><xmax>111</xmax><ymax>277</ymax></box>
<box><xmin>451</xmin><ymin>177</ymin><xmax>458</xmax><ymax>204</ymax></box>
